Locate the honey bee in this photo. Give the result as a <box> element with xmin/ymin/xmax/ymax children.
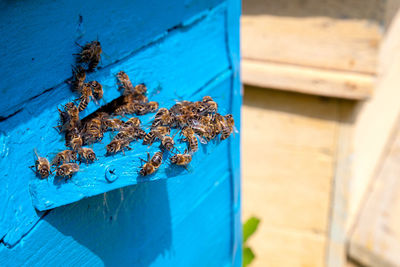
<box><xmin>134</xmin><ymin>102</ymin><xmax>149</xmax><ymax>115</ymax></box>
<box><xmin>76</xmin><ymin>41</ymin><xmax>102</xmax><ymax>71</ymax></box>
<box><xmin>170</xmin><ymin>114</ymin><xmax>188</xmax><ymax>129</ymax></box>
<box><xmin>71</xmin><ymin>65</ymin><xmax>86</xmax><ymax>92</ymax></box>
<box><xmin>134</xmin><ymin>83</ymin><xmax>147</xmax><ymax>95</ymax></box>
<box><xmin>143</xmin><ymin>126</ymin><xmax>170</xmax><ymax>145</ymax></box>
<box><xmin>161</xmin><ymin>135</ymin><xmax>175</xmax><ymax>151</ymax></box>
<box><xmin>77</xmin><ymin>83</ymin><xmax>93</xmax><ymax>111</ymax></box>
<box><xmin>202</xmin><ymin>96</ymin><xmax>218</xmax><ymax>113</ymax></box>
<box><xmin>132</xmin><ymin>93</ymin><xmax>149</xmax><ymax>103</ymax></box>
<box><xmin>114</xmin><ymin>126</ymin><xmax>145</xmax><ymax>142</ymax></box>
<box><xmin>51</xmin><ymin>150</ymin><xmax>78</xmax><ymax>166</ymax></box>
<box><xmin>30</xmin><ymin>149</ymin><xmax>51</xmax><ymax>179</ymax></box>
<box><xmin>104</xmin><ymin>118</ymin><xmax>125</xmax><ymax>131</ymax></box>
<box><xmin>106</xmin><ymin>139</ymin><xmax>132</xmax><ymax>155</ymax></box>
<box><xmin>124</xmin><ymin>117</ymin><xmax>141</xmax><ymax>128</ymax></box>
<box><xmin>82</xmin><ymin>117</ymin><xmax>104</xmax><ymax>144</ymax></box>
<box><xmin>145</xmin><ymin>101</ymin><xmax>159</xmax><ymax>113</ymax></box>
<box><xmin>78</xmin><ymin>147</ymin><xmax>97</xmax><ymax>163</ymax></box>
<box><xmin>152</xmin><ymin>108</ymin><xmax>172</xmax><ymax>128</ymax></box>
<box><xmin>220</xmin><ymin>114</ymin><xmax>235</xmax><ymax>140</ymax></box>
<box><xmin>169</xmin><ymin>103</ymin><xmax>183</xmax><ymax>115</ymax></box>
<box><xmin>180</xmin><ymin>126</ymin><xmax>199</xmax><ymax>152</ymax></box>
<box><xmin>211</xmin><ymin>113</ymin><xmax>225</xmax><ymax>138</ymax></box>
<box><xmin>89</xmin><ymin>81</ymin><xmax>103</xmax><ymax>101</ymax></box>
<box><xmin>192</xmin><ymin>101</ymin><xmax>208</xmax><ymax>115</ymax></box>
<box><xmin>124</xmin><ymin>93</ymin><xmax>148</xmax><ymax>104</ymax></box>
<box><xmin>114</xmin><ymin>102</ymin><xmax>146</xmax><ymax>116</ymax></box>
<box><xmin>56</xmin><ymin>102</ymin><xmax>80</xmax><ymax>132</ymax></box>
<box><xmin>70</xmin><ymin>134</ymin><xmax>83</xmax><ymax>151</ymax></box>
<box><xmin>56</xmin><ymin>163</ymin><xmax>80</xmax><ymax>179</ymax></box>
<box><xmin>139</xmin><ymin>151</ymin><xmax>163</xmax><ymax>176</ymax></box>
<box><xmin>116</xmin><ymin>71</ymin><xmax>134</xmax><ymax>95</ymax></box>
<box><xmin>170</xmin><ymin>152</ymin><xmax>192</xmax><ymax>166</ymax></box>
<box><xmin>65</xmin><ymin>128</ymin><xmax>83</xmax><ymax>151</ymax></box>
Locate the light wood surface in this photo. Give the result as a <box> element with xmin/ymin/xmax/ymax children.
<box><xmin>349</xmin><ymin>121</ymin><xmax>400</xmax><ymax>267</ymax></box>
<box><xmin>242</xmin><ymin>15</ymin><xmax>381</xmax><ymax>75</ymax></box>
<box><xmin>349</xmin><ymin>5</ymin><xmax>400</xmax><ymax>233</ymax></box>
<box><xmin>242</xmin><ymin>86</ymin><xmax>349</xmax><ymax>267</ymax></box>
<box><xmin>242</xmin><ymin>59</ymin><xmax>374</xmax><ymax>100</ymax></box>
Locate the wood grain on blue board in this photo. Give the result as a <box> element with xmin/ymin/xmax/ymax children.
<box><xmin>0</xmin><ymin>0</ymin><xmax>241</xmax><ymax>266</ymax></box>
<box><xmin>0</xmin><ymin>0</ymin><xmax>223</xmax><ymax>118</ymax></box>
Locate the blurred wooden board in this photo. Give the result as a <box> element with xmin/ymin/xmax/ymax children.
<box><xmin>349</xmin><ymin>122</ymin><xmax>400</xmax><ymax>267</ymax></box>
<box><xmin>242</xmin><ymin>59</ymin><xmax>374</xmax><ymax>99</ymax></box>
<box><xmin>241</xmin><ymin>15</ymin><xmax>381</xmax><ymax>74</ymax></box>
<box><xmin>241</xmin><ymin>0</ymin><xmax>383</xmax><ymax>99</ymax></box>
<box><xmin>242</xmin><ymin>86</ymin><xmax>351</xmax><ymax>267</ymax></box>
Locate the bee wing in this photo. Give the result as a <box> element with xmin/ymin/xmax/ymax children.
<box><xmin>233</xmin><ymin>125</ymin><xmax>239</xmax><ymax>134</ymax></box>
<box><xmin>196</xmin><ymin>134</ymin><xmax>208</xmax><ymax>145</ymax></box>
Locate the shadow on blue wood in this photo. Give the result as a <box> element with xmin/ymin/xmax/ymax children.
<box><xmin>44</xmin><ymin>180</ymin><xmax>172</xmax><ymax>266</ymax></box>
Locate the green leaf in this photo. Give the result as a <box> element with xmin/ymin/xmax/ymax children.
<box><xmin>243</xmin><ymin>216</ymin><xmax>260</xmax><ymax>243</ymax></box>
<box><xmin>243</xmin><ymin>246</ymin><xmax>255</xmax><ymax>267</ymax></box>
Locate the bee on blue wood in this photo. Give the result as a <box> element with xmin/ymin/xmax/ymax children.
<box><xmin>89</xmin><ymin>81</ymin><xmax>103</xmax><ymax>102</ymax></box>
<box><xmin>51</xmin><ymin>150</ymin><xmax>78</xmax><ymax>166</ymax></box>
<box><xmin>65</xmin><ymin>127</ymin><xmax>83</xmax><ymax>151</ymax></box>
<box><xmin>55</xmin><ymin>102</ymin><xmax>81</xmax><ymax>133</ymax></box>
<box><xmin>75</xmin><ymin>40</ymin><xmax>102</xmax><ymax>71</ymax></box>
<box><xmin>116</xmin><ymin>71</ymin><xmax>134</xmax><ymax>96</ymax></box>
<box><xmin>30</xmin><ymin>149</ymin><xmax>51</xmax><ymax>179</ymax></box>
<box><xmin>124</xmin><ymin>117</ymin><xmax>141</xmax><ymax>128</ymax></box>
<box><xmin>180</xmin><ymin>126</ymin><xmax>199</xmax><ymax>153</ymax></box>
<box><xmin>139</xmin><ymin>151</ymin><xmax>163</xmax><ymax>176</ymax></box>
<box><xmin>220</xmin><ymin>114</ymin><xmax>235</xmax><ymax>140</ymax></box>
<box><xmin>78</xmin><ymin>147</ymin><xmax>97</xmax><ymax>163</ymax></box>
<box><xmin>104</xmin><ymin>118</ymin><xmax>125</xmax><ymax>131</ymax></box>
<box><xmin>160</xmin><ymin>135</ymin><xmax>175</xmax><ymax>152</ymax></box>
<box><xmin>201</xmin><ymin>96</ymin><xmax>218</xmax><ymax>114</ymax></box>
<box><xmin>56</xmin><ymin>163</ymin><xmax>80</xmax><ymax>180</ymax></box>
<box><xmin>71</xmin><ymin>65</ymin><xmax>86</xmax><ymax>92</ymax></box>
<box><xmin>151</xmin><ymin>108</ymin><xmax>172</xmax><ymax>129</ymax></box>
<box><xmin>143</xmin><ymin>126</ymin><xmax>170</xmax><ymax>146</ymax></box>
<box><xmin>106</xmin><ymin>139</ymin><xmax>132</xmax><ymax>155</ymax></box>
<box><xmin>170</xmin><ymin>150</ymin><xmax>192</xmax><ymax>166</ymax></box>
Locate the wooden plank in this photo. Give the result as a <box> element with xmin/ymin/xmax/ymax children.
<box><xmin>242</xmin><ymin>59</ymin><xmax>374</xmax><ymax>99</ymax></box>
<box><xmin>241</xmin><ymin>1</ymin><xmax>382</xmax><ymax>74</ymax></box>
<box><xmin>0</xmin><ymin>0</ymin><xmax>223</xmax><ymax>118</ymax></box>
<box><xmin>326</xmin><ymin>101</ymin><xmax>355</xmax><ymax>267</ymax></box>
<box><xmin>348</xmin><ymin>6</ymin><xmax>400</xmax><ymax>232</ymax></box>
<box><xmin>242</xmin><ymin>86</ymin><xmax>341</xmax><ymax>266</ymax></box>
<box><xmin>0</xmin><ymin>3</ymin><xmax>231</xmax><ymax>246</ymax></box>
<box><xmin>349</xmin><ymin>121</ymin><xmax>400</xmax><ymax>267</ymax></box>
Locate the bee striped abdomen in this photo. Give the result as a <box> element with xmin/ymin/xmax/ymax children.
<box><xmin>143</xmin><ymin>131</ymin><xmax>156</xmax><ymax>145</ymax></box>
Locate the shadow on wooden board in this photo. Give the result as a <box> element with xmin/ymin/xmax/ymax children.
<box><xmin>243</xmin><ymin>85</ymin><xmax>357</xmax><ymax>123</ymax></box>
<box><xmin>242</xmin><ymin>0</ymin><xmax>385</xmax><ymax>22</ymax></box>
<box><xmin>44</xmin><ymin>179</ymin><xmax>172</xmax><ymax>266</ymax></box>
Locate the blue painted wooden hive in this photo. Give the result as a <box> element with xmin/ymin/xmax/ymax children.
<box><xmin>0</xmin><ymin>0</ymin><xmax>241</xmax><ymax>266</ymax></box>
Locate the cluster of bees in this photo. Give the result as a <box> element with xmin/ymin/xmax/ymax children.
<box><xmin>31</xmin><ymin>40</ymin><xmax>236</xmax><ymax>181</ymax></box>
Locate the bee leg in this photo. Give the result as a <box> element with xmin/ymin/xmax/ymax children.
<box><xmin>74</xmin><ymin>41</ymin><xmax>84</xmax><ymax>48</ymax></box>
<box><xmin>28</xmin><ymin>166</ymin><xmax>37</xmax><ymax>174</ymax></box>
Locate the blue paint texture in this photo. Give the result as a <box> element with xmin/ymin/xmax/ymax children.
<box><xmin>0</xmin><ymin>0</ymin><xmax>241</xmax><ymax>266</ymax></box>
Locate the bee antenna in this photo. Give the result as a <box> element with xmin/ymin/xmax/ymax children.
<box><xmin>33</xmin><ymin>148</ymin><xmax>40</xmax><ymax>159</ymax></box>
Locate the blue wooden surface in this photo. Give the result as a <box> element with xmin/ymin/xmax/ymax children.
<box><xmin>0</xmin><ymin>0</ymin><xmax>241</xmax><ymax>266</ymax></box>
